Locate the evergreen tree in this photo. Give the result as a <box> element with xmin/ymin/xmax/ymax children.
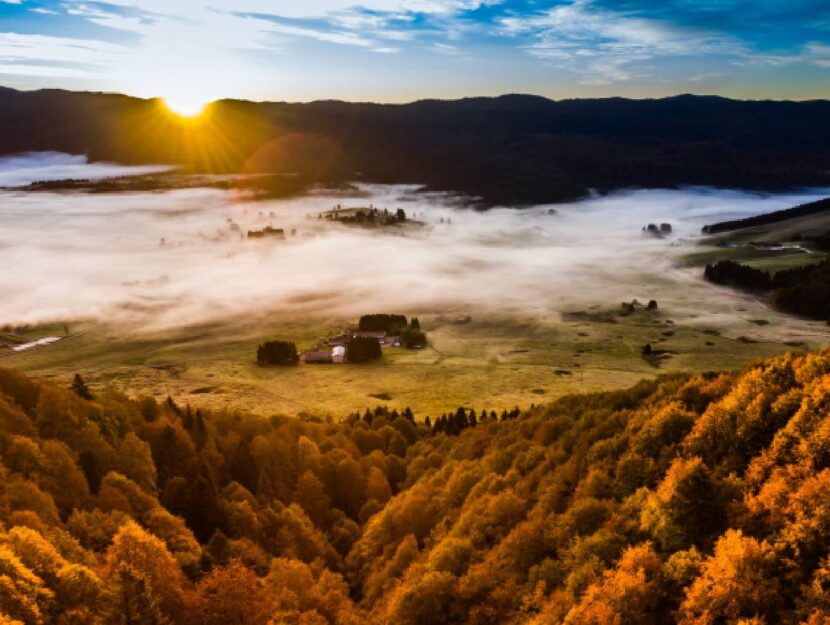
<box><xmin>71</xmin><ymin>373</ymin><xmax>93</xmax><ymax>400</ymax></box>
<box><xmin>192</xmin><ymin>409</ymin><xmax>207</xmax><ymax>451</ymax></box>
<box><xmin>188</xmin><ymin>473</ymin><xmax>224</xmax><ymax>542</ymax></box>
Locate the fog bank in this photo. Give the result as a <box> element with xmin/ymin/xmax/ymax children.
<box><xmin>0</xmin><ymin>152</ymin><xmax>170</xmax><ymax>187</ymax></box>
<box><xmin>1</xmin><ymin>156</ymin><xmax>829</xmax><ymax>331</ymax></box>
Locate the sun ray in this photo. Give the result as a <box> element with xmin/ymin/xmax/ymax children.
<box><xmin>163</xmin><ymin>94</ymin><xmax>209</xmax><ymax>118</ymax></box>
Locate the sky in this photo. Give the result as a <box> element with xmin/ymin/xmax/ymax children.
<box><xmin>1</xmin><ymin>0</ymin><xmax>829</xmax><ymax>105</ymax></box>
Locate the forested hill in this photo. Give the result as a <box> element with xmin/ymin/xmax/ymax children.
<box><xmin>2</xmin><ymin>350</ymin><xmax>830</xmax><ymax>624</ymax></box>
<box><xmin>3</xmin><ymin>87</ymin><xmax>830</xmax><ymax>205</ymax></box>
<box><xmin>702</xmin><ymin>196</ymin><xmax>830</xmax><ymax>234</ymax></box>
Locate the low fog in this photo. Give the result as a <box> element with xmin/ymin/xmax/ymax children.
<box><xmin>0</xmin><ymin>152</ymin><xmax>170</xmax><ymax>187</ymax></box>
<box><xmin>2</xmin><ymin>153</ymin><xmax>829</xmax><ymax>331</ymax></box>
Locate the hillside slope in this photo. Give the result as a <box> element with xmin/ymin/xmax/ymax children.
<box><xmin>1</xmin><ymin>349</ymin><xmax>830</xmax><ymax>624</ymax></box>
<box><xmin>3</xmin><ymin>88</ymin><xmax>830</xmax><ymax>205</ymax></box>
<box><xmin>702</xmin><ymin>197</ymin><xmax>830</xmax><ymax>234</ymax></box>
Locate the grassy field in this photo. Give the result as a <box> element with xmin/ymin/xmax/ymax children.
<box><xmin>679</xmin><ymin>209</ymin><xmax>830</xmax><ymax>273</ymax></box>
<box><xmin>4</xmin><ymin>304</ymin><xmax>826</xmax><ymax>420</ymax></box>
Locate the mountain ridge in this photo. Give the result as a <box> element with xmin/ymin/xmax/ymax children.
<box><xmin>3</xmin><ymin>86</ymin><xmax>830</xmax><ymax>205</ymax></box>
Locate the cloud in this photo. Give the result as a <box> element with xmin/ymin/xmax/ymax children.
<box><xmin>804</xmin><ymin>42</ymin><xmax>830</xmax><ymax>68</ymax></box>
<box><xmin>85</xmin><ymin>0</ymin><xmax>496</xmax><ymax>20</ymax></box>
<box><xmin>1</xmin><ymin>0</ymin><xmax>828</xmax><ymax>99</ymax></box>
<box><xmin>500</xmin><ymin>0</ymin><xmax>746</xmax><ymax>84</ymax></box>
<box><xmin>0</xmin><ymin>31</ymin><xmax>127</xmax><ymax>76</ymax></box>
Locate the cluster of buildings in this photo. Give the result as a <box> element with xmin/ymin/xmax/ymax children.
<box><xmin>301</xmin><ymin>330</ymin><xmax>403</xmax><ymax>364</ymax></box>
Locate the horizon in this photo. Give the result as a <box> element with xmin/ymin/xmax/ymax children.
<box><xmin>4</xmin><ymin>84</ymin><xmax>830</xmax><ymax>107</ymax></box>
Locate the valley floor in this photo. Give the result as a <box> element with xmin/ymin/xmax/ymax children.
<box><xmin>5</xmin><ymin>297</ymin><xmax>828</xmax><ymax>419</ymax></box>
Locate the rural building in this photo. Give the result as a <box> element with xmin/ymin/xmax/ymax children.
<box><xmin>332</xmin><ymin>346</ymin><xmax>346</xmax><ymax>363</ymax></box>
<box><xmin>303</xmin><ymin>349</ymin><xmax>333</xmax><ymax>364</ymax></box>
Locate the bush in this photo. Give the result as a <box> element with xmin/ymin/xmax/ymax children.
<box><xmin>256</xmin><ymin>341</ymin><xmax>299</xmax><ymax>366</ymax></box>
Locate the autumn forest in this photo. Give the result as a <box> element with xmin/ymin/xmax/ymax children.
<box><xmin>1</xmin><ymin>347</ymin><xmax>830</xmax><ymax>625</ymax></box>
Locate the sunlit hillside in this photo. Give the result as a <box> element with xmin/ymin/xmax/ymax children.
<box><xmin>2</xmin><ymin>347</ymin><xmax>830</xmax><ymax>624</ymax></box>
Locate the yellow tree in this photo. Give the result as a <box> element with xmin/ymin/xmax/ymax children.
<box><xmin>193</xmin><ymin>561</ymin><xmax>272</xmax><ymax>625</ymax></box>
<box><xmin>563</xmin><ymin>544</ymin><xmax>661</xmax><ymax>625</ymax></box>
<box><xmin>678</xmin><ymin>530</ymin><xmax>781</xmax><ymax>625</ymax></box>
<box><xmin>0</xmin><ymin>546</ymin><xmax>52</xmax><ymax>625</ymax></box>
<box><xmin>103</xmin><ymin>522</ymin><xmax>189</xmax><ymax>625</ymax></box>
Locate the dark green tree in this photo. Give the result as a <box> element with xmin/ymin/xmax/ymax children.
<box><xmin>347</xmin><ymin>336</ymin><xmax>383</xmax><ymax>363</ymax></box>
<box><xmin>256</xmin><ymin>341</ymin><xmax>299</xmax><ymax>365</ymax></box>
<box><xmin>72</xmin><ymin>373</ymin><xmax>93</xmax><ymax>400</ymax></box>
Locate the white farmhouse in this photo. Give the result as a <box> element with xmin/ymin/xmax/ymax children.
<box><xmin>332</xmin><ymin>345</ymin><xmax>347</xmax><ymax>363</ymax></box>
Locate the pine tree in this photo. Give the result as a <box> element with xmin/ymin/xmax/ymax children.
<box><xmin>182</xmin><ymin>405</ymin><xmax>194</xmax><ymax>430</ymax></box>
<box><xmin>192</xmin><ymin>409</ymin><xmax>207</xmax><ymax>450</ymax></box>
<box><xmin>71</xmin><ymin>373</ymin><xmax>93</xmax><ymax>400</ymax></box>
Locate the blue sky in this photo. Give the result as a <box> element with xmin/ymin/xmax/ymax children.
<box><xmin>1</xmin><ymin>0</ymin><xmax>829</xmax><ymax>104</ymax></box>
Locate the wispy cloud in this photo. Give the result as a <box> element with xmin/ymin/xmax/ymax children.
<box><xmin>0</xmin><ymin>31</ymin><xmax>126</xmax><ymax>75</ymax></box>
<box><xmin>0</xmin><ymin>0</ymin><xmax>828</xmax><ymax>99</ymax></box>
<box><xmin>500</xmin><ymin>0</ymin><xmax>746</xmax><ymax>84</ymax></box>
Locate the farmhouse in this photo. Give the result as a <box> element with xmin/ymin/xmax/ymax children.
<box><xmin>332</xmin><ymin>346</ymin><xmax>346</xmax><ymax>363</ymax></box>
<box><xmin>303</xmin><ymin>349</ymin><xmax>333</xmax><ymax>364</ymax></box>
<box><xmin>326</xmin><ymin>335</ymin><xmax>350</xmax><ymax>347</ymax></box>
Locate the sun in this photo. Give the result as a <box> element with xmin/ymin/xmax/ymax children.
<box><xmin>162</xmin><ymin>93</ymin><xmax>210</xmax><ymax>118</ymax></box>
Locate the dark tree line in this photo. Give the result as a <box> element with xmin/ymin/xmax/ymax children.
<box><xmin>702</xmin><ymin>197</ymin><xmax>830</xmax><ymax>234</ymax></box>
<box><xmin>358</xmin><ymin>315</ymin><xmax>409</xmax><ymax>333</ymax></box>
<box><xmin>430</xmin><ymin>406</ymin><xmax>522</xmax><ymax>435</ymax></box>
<box><xmin>704</xmin><ymin>260</ymin><xmax>774</xmax><ymax>290</ymax></box>
<box><xmin>704</xmin><ymin>259</ymin><xmax>830</xmax><ymax>320</ymax></box>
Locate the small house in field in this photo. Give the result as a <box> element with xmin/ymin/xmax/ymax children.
<box><xmin>326</xmin><ymin>335</ymin><xmax>350</xmax><ymax>346</ymax></box>
<box><xmin>303</xmin><ymin>349</ymin><xmax>332</xmax><ymax>364</ymax></box>
<box><xmin>332</xmin><ymin>346</ymin><xmax>346</xmax><ymax>363</ymax></box>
